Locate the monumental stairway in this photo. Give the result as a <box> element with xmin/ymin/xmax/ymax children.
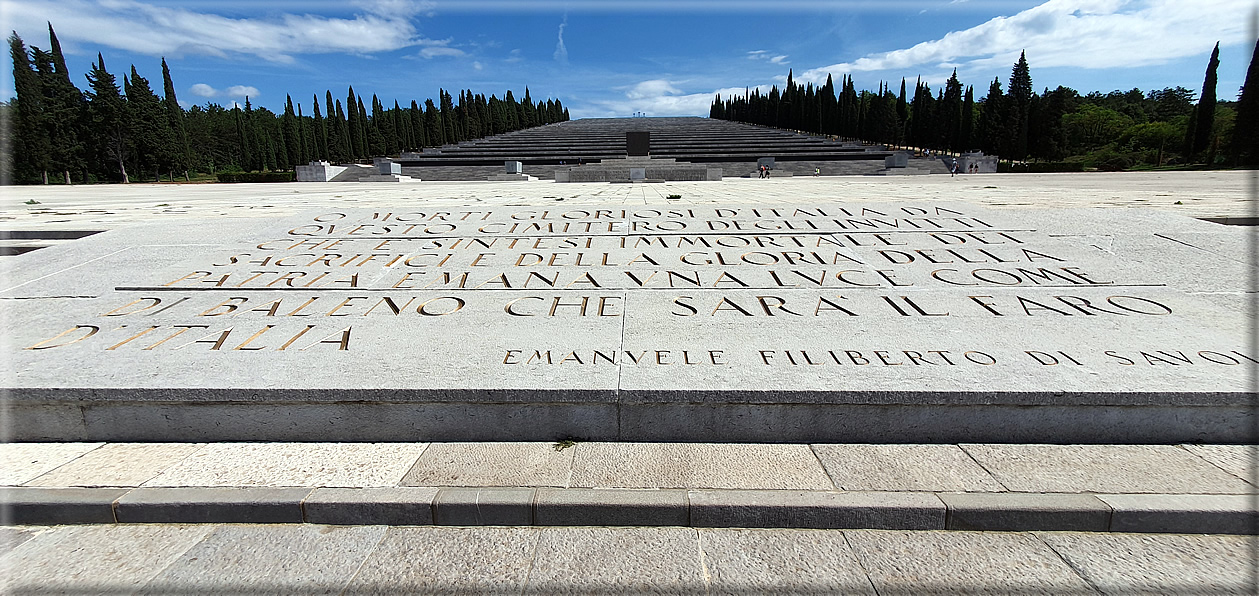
<box><xmin>391</xmin><ymin>117</ymin><xmax>943</xmax><ymax>180</ymax></box>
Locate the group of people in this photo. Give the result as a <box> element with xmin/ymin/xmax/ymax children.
<box><xmin>949</xmin><ymin>160</ymin><xmax>982</xmax><ymax>176</ymax></box>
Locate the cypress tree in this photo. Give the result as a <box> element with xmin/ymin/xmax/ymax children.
<box><xmin>312</xmin><ymin>94</ymin><xmax>328</xmax><ymax>161</ymax></box>
<box><xmin>425</xmin><ymin>98</ymin><xmax>443</xmax><ymax>145</ymax></box>
<box><xmin>125</xmin><ymin>65</ymin><xmax>170</xmax><ymax>181</ymax></box>
<box><xmin>9</xmin><ymin>33</ymin><xmax>51</xmax><ymax>183</ymax></box>
<box><xmin>977</xmin><ymin>78</ymin><xmax>1004</xmax><ymax>156</ymax></box>
<box><xmin>520</xmin><ymin>87</ymin><xmax>535</xmax><ymax>128</ymax></box>
<box><xmin>297</xmin><ymin>103</ymin><xmax>311</xmax><ymax>165</ymax></box>
<box><xmin>85</xmin><ymin>53</ymin><xmax>129</xmax><ymax>182</ymax></box>
<box><xmin>440</xmin><ymin>89</ymin><xmax>457</xmax><ymax>142</ymax></box>
<box><xmin>367</xmin><ymin>95</ymin><xmax>386</xmax><ymax>155</ymax></box>
<box><xmin>941</xmin><ymin>69</ymin><xmax>963</xmax><ymax>152</ymax></box>
<box><xmin>282</xmin><ymin>95</ymin><xmax>301</xmax><ymax>168</ymax></box>
<box><xmin>896</xmin><ymin>78</ymin><xmax>908</xmax><ymax>140</ymax></box>
<box><xmin>46</xmin><ymin>24</ymin><xmax>86</xmax><ymax>183</ymax></box>
<box><xmin>329</xmin><ymin>98</ymin><xmax>347</xmax><ymax>162</ymax></box>
<box><xmin>960</xmin><ymin>86</ymin><xmax>974</xmax><ymax>152</ymax></box>
<box><xmin>1231</xmin><ymin>37</ymin><xmax>1259</xmax><ymax>165</ymax></box>
<box><xmin>346</xmin><ymin>86</ymin><xmax>362</xmax><ymax>158</ymax></box>
<box><xmin>410</xmin><ymin>100</ymin><xmax>426</xmax><ymax>147</ymax></box>
<box><xmin>1192</xmin><ymin>42</ymin><xmax>1221</xmax><ymax>161</ymax></box>
<box><xmin>393</xmin><ymin>99</ymin><xmax>407</xmax><ymax>151</ymax></box>
<box><xmin>233</xmin><ymin>104</ymin><xmax>249</xmax><ymax>169</ymax></box>
<box><xmin>1007</xmin><ymin>51</ymin><xmax>1033</xmax><ymax>160</ymax></box>
<box><xmin>160</xmin><ymin>58</ymin><xmax>191</xmax><ymax>180</ymax></box>
<box><xmin>326</xmin><ymin>91</ymin><xmax>342</xmax><ymax>161</ymax></box>
<box><xmin>356</xmin><ymin>96</ymin><xmax>370</xmax><ymax>156</ymax></box>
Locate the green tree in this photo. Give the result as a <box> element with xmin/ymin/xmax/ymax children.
<box><xmin>125</xmin><ymin>64</ymin><xmax>171</xmax><ymax>181</ymax></box>
<box><xmin>977</xmin><ymin>78</ymin><xmax>1005</xmax><ymax>156</ymax></box>
<box><xmin>1191</xmin><ymin>42</ymin><xmax>1221</xmax><ymax>160</ymax></box>
<box><xmin>940</xmin><ymin>69</ymin><xmax>963</xmax><ymax>151</ymax></box>
<box><xmin>346</xmin><ymin>86</ymin><xmax>363</xmax><ymax>158</ymax></box>
<box><xmin>9</xmin><ymin>32</ymin><xmax>50</xmax><ymax>183</ymax></box>
<box><xmin>85</xmin><ymin>53</ymin><xmax>129</xmax><ymax>182</ymax></box>
<box><xmin>1231</xmin><ymin>37</ymin><xmax>1258</xmax><ymax>165</ymax></box>
<box><xmin>282</xmin><ymin>95</ymin><xmax>301</xmax><ymax>168</ymax></box>
<box><xmin>1006</xmin><ymin>50</ymin><xmax>1033</xmax><ymax>160</ymax></box>
<box><xmin>44</xmin><ymin>24</ymin><xmax>86</xmax><ymax>183</ymax></box>
<box><xmin>312</xmin><ymin>94</ymin><xmax>328</xmax><ymax>161</ymax></box>
<box><xmin>160</xmin><ymin>58</ymin><xmax>191</xmax><ymax>180</ymax></box>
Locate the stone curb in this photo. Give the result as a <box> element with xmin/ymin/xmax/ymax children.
<box><xmin>2</xmin><ymin>487</ymin><xmax>1255</xmax><ymax>534</ymax></box>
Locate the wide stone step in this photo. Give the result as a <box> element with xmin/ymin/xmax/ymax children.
<box><xmin>3</xmin><ymin>442</ymin><xmax>1253</xmax><ymax>532</ymax></box>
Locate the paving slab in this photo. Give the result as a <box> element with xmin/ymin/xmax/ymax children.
<box><xmin>812</xmin><ymin>444</ymin><xmax>1006</xmax><ymax>492</ymax></box>
<box><xmin>343</xmin><ymin>526</ymin><xmax>538</xmax><ymax>594</ymax></box>
<box><xmin>960</xmin><ymin>444</ymin><xmax>1256</xmax><ymax>494</ymax></box>
<box><xmin>114</xmin><ymin>487</ymin><xmax>311</xmax><ymax>523</ymax></box>
<box><xmin>699</xmin><ymin>528</ymin><xmax>877</xmax><ymax>595</ymax></box>
<box><xmin>0</xmin><ymin>524</ymin><xmax>216</xmax><ymax>594</ymax></box>
<box><xmin>432</xmin><ymin>487</ymin><xmax>536</xmax><ymax>525</ymax></box>
<box><xmin>138</xmin><ymin>523</ymin><xmax>386</xmax><ymax>595</ymax></box>
<box><xmin>534</xmin><ymin>488</ymin><xmax>690</xmax><ymax>526</ymax></box>
<box><xmin>1181</xmin><ymin>444</ymin><xmax>1257</xmax><ymax>484</ymax></box>
<box><xmin>303</xmin><ymin>487</ymin><xmax>439</xmax><ymax>525</ymax></box>
<box><xmin>844</xmin><ymin>529</ymin><xmax>1097</xmax><ymax>595</ymax></box>
<box><xmin>141</xmin><ymin>442</ymin><xmax>428</xmax><ymax>487</ymax></box>
<box><xmin>0</xmin><ymin>442</ymin><xmax>102</xmax><ymax>485</ymax></box>
<box><xmin>524</xmin><ymin>527</ymin><xmax>705</xmax><ymax>594</ymax></box>
<box><xmin>1098</xmin><ymin>494</ymin><xmax>1259</xmax><ymax>534</ymax></box>
<box><xmin>569</xmin><ymin>443</ymin><xmax>834</xmax><ymax>489</ymax></box>
<box><xmin>25</xmin><ymin>442</ymin><xmax>203</xmax><ymax>487</ymax></box>
<box><xmin>1038</xmin><ymin>531</ymin><xmax>1258</xmax><ymax>595</ymax></box>
<box><xmin>0</xmin><ymin>525</ymin><xmax>43</xmax><ymax>556</ymax></box>
<box><xmin>941</xmin><ymin>493</ymin><xmax>1111</xmax><ymax>532</ymax></box>
<box><xmin>402</xmin><ymin>441</ymin><xmax>574</xmax><ymax>487</ymax></box>
<box><xmin>689</xmin><ymin>490</ymin><xmax>945</xmax><ymax>529</ymax></box>
<box><xmin>0</xmin><ymin>486</ymin><xmax>126</xmax><ymax>524</ymax></box>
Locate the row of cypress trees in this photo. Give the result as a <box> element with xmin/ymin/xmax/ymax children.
<box><xmin>6</xmin><ymin>24</ymin><xmax>570</xmax><ymax>184</ymax></box>
<box><xmin>712</xmin><ymin>43</ymin><xmax>1259</xmax><ymax>167</ymax></box>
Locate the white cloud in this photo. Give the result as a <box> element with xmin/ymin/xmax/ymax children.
<box><xmin>590</xmin><ymin>80</ymin><xmax>775</xmax><ymax>117</ymax></box>
<box><xmin>419</xmin><ymin>46</ymin><xmax>465</xmax><ymax>58</ymax></box>
<box><xmin>225</xmin><ymin>85</ymin><xmax>260</xmax><ymax>98</ymax></box>
<box><xmin>625</xmin><ymin>79</ymin><xmax>683</xmax><ymax>99</ymax></box>
<box><xmin>473</xmin><ymin>60</ymin><xmax>483</xmax><ymax>70</ymax></box>
<box><xmin>748</xmin><ymin>50</ymin><xmax>789</xmax><ymax>64</ymax></box>
<box><xmin>4</xmin><ymin>0</ymin><xmax>436</xmax><ymax>62</ymax></box>
<box><xmin>189</xmin><ymin>83</ymin><xmax>218</xmax><ymax>97</ymax></box>
<box><xmin>506</xmin><ymin>48</ymin><xmax>524</xmax><ymax>63</ymax></box>
<box><xmin>187</xmin><ymin>83</ymin><xmax>257</xmax><ymax>99</ymax></box>
<box><xmin>801</xmin><ymin>0</ymin><xmax>1254</xmax><ymax>84</ymax></box>
<box><xmin>554</xmin><ymin>15</ymin><xmax>569</xmax><ymax>63</ymax></box>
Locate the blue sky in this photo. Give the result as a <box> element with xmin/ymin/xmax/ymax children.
<box><xmin>2</xmin><ymin>0</ymin><xmax>1256</xmax><ymax>118</ymax></box>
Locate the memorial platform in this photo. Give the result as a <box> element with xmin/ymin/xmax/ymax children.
<box><xmin>1</xmin><ymin>174</ymin><xmax>1255</xmax><ymax>443</ymax></box>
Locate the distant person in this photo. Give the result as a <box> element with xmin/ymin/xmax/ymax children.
<box><xmin>950</xmin><ymin>159</ymin><xmax>959</xmax><ymax>177</ymax></box>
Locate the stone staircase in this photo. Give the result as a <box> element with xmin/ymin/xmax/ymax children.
<box><xmin>395</xmin><ymin>117</ymin><xmax>895</xmax><ymax>180</ymax></box>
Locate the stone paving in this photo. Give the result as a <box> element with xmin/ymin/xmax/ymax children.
<box><xmin>0</xmin><ymin>171</ymin><xmax>1253</xmax><ymax>235</ymax></box>
<box><xmin>2</xmin><ymin>442</ymin><xmax>1254</xmax><ymax>533</ymax></box>
<box><xmin>1</xmin><ymin>523</ymin><xmax>1254</xmax><ymax>594</ymax></box>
